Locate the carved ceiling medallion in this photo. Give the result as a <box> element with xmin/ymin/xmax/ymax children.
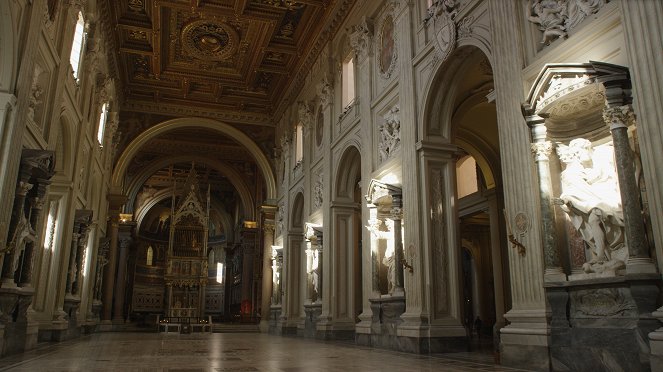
<box><xmin>181</xmin><ymin>19</ymin><xmax>239</xmax><ymax>62</ymax></box>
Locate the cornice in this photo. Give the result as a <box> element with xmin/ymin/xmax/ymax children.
<box><xmin>122</xmin><ymin>101</ymin><xmax>274</xmax><ymax>126</ymax></box>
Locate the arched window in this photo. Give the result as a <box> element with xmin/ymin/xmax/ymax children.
<box><xmin>69</xmin><ymin>12</ymin><xmax>86</xmax><ymax>80</ymax></box>
<box><xmin>342</xmin><ymin>53</ymin><xmax>355</xmax><ymax>108</ymax></box>
<box><xmin>146</xmin><ymin>245</ymin><xmax>153</xmax><ymax>266</ymax></box>
<box><xmin>96</xmin><ymin>102</ymin><xmax>108</xmax><ymax>145</ymax></box>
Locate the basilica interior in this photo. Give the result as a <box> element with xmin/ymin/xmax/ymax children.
<box><xmin>0</xmin><ymin>0</ymin><xmax>662</xmax><ymax>371</ymax></box>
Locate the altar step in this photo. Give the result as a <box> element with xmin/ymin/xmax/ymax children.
<box><xmin>211</xmin><ymin>324</ymin><xmax>260</xmax><ymax>333</ymax></box>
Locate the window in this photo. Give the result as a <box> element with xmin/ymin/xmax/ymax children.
<box><xmin>43</xmin><ymin>201</ymin><xmax>59</xmax><ymax>251</ymax></box>
<box><xmin>456</xmin><ymin>155</ymin><xmax>479</xmax><ymax>198</ymax></box>
<box><xmin>295</xmin><ymin>123</ymin><xmax>304</xmax><ymax>165</ymax></box>
<box><xmin>216</xmin><ymin>262</ymin><xmax>224</xmax><ymax>284</ymax></box>
<box><xmin>96</xmin><ymin>102</ymin><xmax>108</xmax><ymax>145</ymax></box>
<box><xmin>69</xmin><ymin>12</ymin><xmax>86</xmax><ymax>80</ymax></box>
<box><xmin>342</xmin><ymin>54</ymin><xmax>355</xmax><ymax>108</ymax></box>
<box><xmin>146</xmin><ymin>246</ymin><xmax>153</xmax><ymax>266</ymax></box>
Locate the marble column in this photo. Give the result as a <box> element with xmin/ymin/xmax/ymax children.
<box><xmin>526</xmin><ymin>114</ymin><xmax>565</xmax><ymax>281</ymax></box>
<box><xmin>259</xmin><ymin>221</ymin><xmax>275</xmax><ymax>332</ymax></box>
<box><xmin>65</xmin><ymin>232</ymin><xmax>81</xmax><ymax>295</ymax></box>
<box><xmin>93</xmin><ymin>239</ymin><xmax>110</xmax><ymax>302</ymax></box>
<box><xmin>18</xmin><ymin>186</ymin><xmax>48</xmax><ymax>288</ymax></box>
<box><xmin>391</xmin><ymin>196</ymin><xmax>405</xmax><ymax>296</ymax></box>
<box><xmin>112</xmin><ymin>237</ymin><xmax>130</xmax><ymax>323</ymax></box>
<box><xmin>602</xmin><ymin>104</ymin><xmax>654</xmax><ymax>274</ymax></box>
<box><xmin>619</xmin><ymin>0</ymin><xmax>663</xmax><ymax>271</ymax></box>
<box><xmin>1</xmin><ymin>180</ymin><xmax>32</xmax><ymax>287</ymax></box>
<box><xmin>101</xmin><ymin>217</ymin><xmax>119</xmax><ymax>324</ymax></box>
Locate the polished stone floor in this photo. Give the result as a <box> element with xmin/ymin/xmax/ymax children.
<box><xmin>0</xmin><ymin>332</ymin><xmax>533</xmax><ymax>371</ymax></box>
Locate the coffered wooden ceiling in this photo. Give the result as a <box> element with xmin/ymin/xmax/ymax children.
<box><xmin>106</xmin><ymin>0</ymin><xmax>351</xmax><ymax>125</ymax></box>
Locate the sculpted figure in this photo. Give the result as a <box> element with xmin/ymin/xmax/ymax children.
<box><xmin>529</xmin><ymin>0</ymin><xmax>567</xmax><ymax>44</ymax></box>
<box><xmin>556</xmin><ymin>139</ymin><xmax>625</xmax><ymax>274</ymax></box>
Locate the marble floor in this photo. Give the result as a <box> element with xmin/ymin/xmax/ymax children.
<box><xmin>0</xmin><ymin>332</ymin><xmax>533</xmax><ymax>372</ymax></box>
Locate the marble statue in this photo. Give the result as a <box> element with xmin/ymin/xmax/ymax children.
<box><xmin>309</xmin><ymin>249</ymin><xmax>320</xmax><ymax>302</ymax></box>
<box><xmin>381</xmin><ymin>219</ymin><xmax>396</xmax><ymax>293</ymax></box>
<box><xmin>556</xmin><ymin>138</ymin><xmax>626</xmax><ymax>275</ymax></box>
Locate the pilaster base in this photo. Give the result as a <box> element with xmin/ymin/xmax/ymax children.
<box><xmin>99</xmin><ymin>320</ymin><xmax>113</xmax><ymax>332</ymax></box>
<box><xmin>500</xmin><ymin>308</ymin><xmax>551</xmax><ymax>371</ymax></box>
<box><xmin>268</xmin><ymin>306</ymin><xmax>282</xmax><ymax>334</ymax></box>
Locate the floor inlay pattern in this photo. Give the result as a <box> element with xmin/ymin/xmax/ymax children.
<box><xmin>0</xmin><ymin>332</ymin><xmax>534</xmax><ymax>371</ymax></box>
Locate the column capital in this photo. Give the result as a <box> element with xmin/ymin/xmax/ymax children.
<box><xmin>349</xmin><ymin>16</ymin><xmax>373</xmax><ymax>61</ymax></box>
<box><xmin>531</xmin><ymin>141</ymin><xmax>553</xmax><ymax>160</ymax></box>
<box><xmin>603</xmin><ymin>105</ymin><xmax>634</xmax><ymax>131</ymax></box>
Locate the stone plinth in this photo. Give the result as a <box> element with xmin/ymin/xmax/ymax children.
<box><xmin>546</xmin><ymin>274</ymin><xmax>660</xmax><ymax>371</ymax></box>
<box><xmin>357</xmin><ymin>296</ymin><xmax>405</xmax><ymax>350</ymax></box>
<box><xmin>0</xmin><ymin>287</ymin><xmax>35</xmax><ymax>356</ymax></box>
<box><xmin>301</xmin><ymin>303</ymin><xmax>322</xmax><ymax>339</ymax></box>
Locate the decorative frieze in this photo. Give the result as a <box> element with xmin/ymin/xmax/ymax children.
<box><xmin>378</xmin><ymin>105</ymin><xmax>401</xmax><ymax>163</ymax></box>
<box><xmin>528</xmin><ymin>0</ymin><xmax>608</xmax><ymax>45</ymax></box>
<box><xmin>298</xmin><ymin>101</ymin><xmax>314</xmax><ymax>137</ymax></box>
<box><xmin>313</xmin><ymin>173</ymin><xmax>323</xmax><ymax>210</ymax></box>
<box><xmin>317</xmin><ymin>77</ymin><xmax>333</xmax><ymax>107</ymax></box>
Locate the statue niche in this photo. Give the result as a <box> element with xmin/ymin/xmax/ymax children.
<box><xmin>555</xmin><ymin>138</ymin><xmax>626</xmax><ymax>274</ymax></box>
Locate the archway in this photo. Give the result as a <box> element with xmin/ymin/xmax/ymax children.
<box><xmin>422</xmin><ymin>45</ymin><xmax>509</xmax><ymax>353</ymax></box>
<box><xmin>330</xmin><ymin>145</ymin><xmax>362</xmax><ymax>335</ymax></box>
<box><xmin>112</xmin><ymin>117</ymin><xmax>276</xmax><ymax>200</ymax></box>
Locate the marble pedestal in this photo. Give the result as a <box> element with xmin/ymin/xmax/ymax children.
<box><xmin>49</xmin><ymin>296</ymin><xmax>81</xmax><ymax>342</ymax></box>
<box><xmin>301</xmin><ymin>303</ymin><xmax>321</xmax><ymax>338</ymax></box>
<box><xmin>357</xmin><ymin>296</ymin><xmax>405</xmax><ymax>350</ymax></box>
<box><xmin>546</xmin><ymin>274</ymin><xmax>660</xmax><ymax>372</ymax></box>
<box><xmin>0</xmin><ymin>287</ymin><xmax>36</xmax><ymax>356</ymax></box>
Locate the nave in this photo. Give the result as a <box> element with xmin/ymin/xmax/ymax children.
<box><xmin>0</xmin><ymin>332</ymin><xmax>531</xmax><ymax>372</ymax></box>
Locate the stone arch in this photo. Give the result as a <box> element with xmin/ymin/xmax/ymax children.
<box><xmin>112</xmin><ymin>117</ymin><xmax>276</xmax><ymax>200</ymax></box>
<box><xmin>334</xmin><ymin>144</ymin><xmax>361</xmax><ymax>200</ymax></box>
<box><xmin>125</xmin><ymin>155</ymin><xmax>255</xmax><ymax>220</ymax></box>
<box><xmin>54</xmin><ymin>113</ymin><xmax>76</xmax><ymax>180</ymax></box>
<box><xmin>290</xmin><ymin>192</ymin><xmax>305</xmax><ymax>230</ymax></box>
<box><xmin>422</xmin><ymin>46</ymin><xmax>499</xmax><ymax>187</ymax></box>
<box><xmin>0</xmin><ymin>2</ymin><xmax>16</xmax><ymax>92</ymax></box>
<box><xmin>420</xmin><ymin>45</ymin><xmax>494</xmax><ymax>141</ymax></box>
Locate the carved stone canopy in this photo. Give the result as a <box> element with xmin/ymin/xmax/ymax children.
<box><xmin>523</xmin><ymin>62</ymin><xmax>631</xmax><ymax>138</ymax></box>
<box><xmin>20</xmin><ymin>149</ymin><xmax>56</xmax><ymax>181</ymax></box>
<box><xmin>365</xmin><ymin>179</ymin><xmax>402</xmax><ymax>207</ymax></box>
